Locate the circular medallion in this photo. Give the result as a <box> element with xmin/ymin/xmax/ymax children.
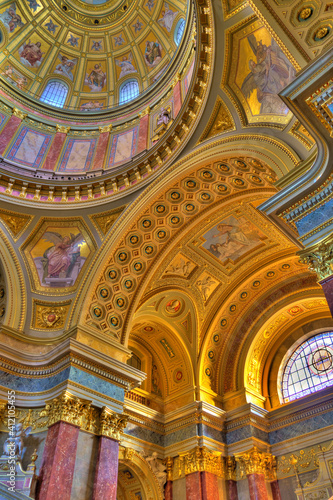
<box><xmin>165</xmin><ymin>298</ymin><xmax>183</xmax><ymax>315</ymax></box>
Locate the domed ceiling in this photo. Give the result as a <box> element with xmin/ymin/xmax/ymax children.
<box><xmin>0</xmin><ymin>0</ymin><xmax>189</xmax><ymax>110</ymax></box>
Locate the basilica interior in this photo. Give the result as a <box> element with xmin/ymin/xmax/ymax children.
<box><xmin>0</xmin><ymin>0</ymin><xmax>332</xmax><ymax>498</ymax></box>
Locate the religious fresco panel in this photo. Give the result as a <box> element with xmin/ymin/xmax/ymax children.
<box><xmin>6</xmin><ymin>127</ymin><xmax>53</xmax><ymax>168</ymax></box>
<box><xmin>21</xmin><ymin>219</ymin><xmax>96</xmax><ymax>294</ymax></box>
<box><xmin>225</xmin><ymin>19</ymin><xmax>296</xmax><ymax>125</ymax></box>
<box><xmin>200</xmin><ymin>215</ymin><xmax>267</xmax><ymax>265</ymax></box>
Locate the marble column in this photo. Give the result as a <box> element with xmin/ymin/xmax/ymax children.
<box><xmin>138</xmin><ymin>111</ymin><xmax>149</xmax><ymax>153</ymax></box>
<box><xmin>0</xmin><ymin>114</ymin><xmax>22</xmax><ymax>155</ymax></box>
<box><xmin>37</xmin><ymin>421</ymin><xmax>80</xmax><ymax>500</ymax></box>
<box><xmin>319</xmin><ymin>275</ymin><xmax>333</xmax><ymax>316</ymax></box>
<box><xmin>92</xmin><ymin>436</ymin><xmax>119</xmax><ymax>500</ymax></box>
<box><xmin>247</xmin><ymin>473</ymin><xmax>269</xmax><ymax>500</ymax></box>
<box><xmin>186</xmin><ymin>471</ymin><xmax>202</xmax><ymax>500</ymax></box>
<box><xmin>92</xmin><ymin>127</ymin><xmax>111</xmax><ymax>170</ymax></box>
<box><xmin>165</xmin><ymin>480</ymin><xmax>173</xmax><ymax>500</ymax></box>
<box><xmin>201</xmin><ymin>471</ymin><xmax>219</xmax><ymax>500</ymax></box>
<box><xmin>226</xmin><ymin>479</ymin><xmax>238</xmax><ymax>500</ymax></box>
<box><xmin>173</xmin><ymin>80</ymin><xmax>182</xmax><ymax>116</ymax></box>
<box><xmin>42</xmin><ymin>131</ymin><xmax>67</xmax><ymax>171</ymax></box>
<box><xmin>270</xmin><ymin>480</ymin><xmax>282</xmax><ymax>500</ymax></box>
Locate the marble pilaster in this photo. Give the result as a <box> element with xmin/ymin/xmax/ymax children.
<box><xmin>0</xmin><ymin>115</ymin><xmax>21</xmax><ymax>155</ymax></box>
<box><xmin>92</xmin><ymin>436</ymin><xmax>119</xmax><ymax>500</ymax></box>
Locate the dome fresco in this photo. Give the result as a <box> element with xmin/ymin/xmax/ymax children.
<box><xmin>0</xmin><ymin>0</ymin><xmax>201</xmax><ymax>192</ymax></box>
<box><xmin>0</xmin><ymin>0</ymin><xmax>189</xmax><ymax>110</ymax></box>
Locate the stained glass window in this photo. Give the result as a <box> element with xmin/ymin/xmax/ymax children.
<box><xmin>40</xmin><ymin>80</ymin><xmax>68</xmax><ymax>108</ymax></box>
<box><xmin>175</xmin><ymin>18</ymin><xmax>185</xmax><ymax>46</ymax></box>
<box><xmin>282</xmin><ymin>332</ymin><xmax>333</xmax><ymax>403</ymax></box>
<box><xmin>119</xmin><ymin>80</ymin><xmax>139</xmax><ymax>105</ymax></box>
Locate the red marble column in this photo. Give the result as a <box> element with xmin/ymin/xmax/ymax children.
<box><xmin>174</xmin><ymin>81</ymin><xmax>182</xmax><ymax>116</ymax></box>
<box><xmin>186</xmin><ymin>471</ymin><xmax>202</xmax><ymax>500</ymax></box>
<box><xmin>37</xmin><ymin>421</ymin><xmax>79</xmax><ymax>500</ymax></box>
<box><xmin>201</xmin><ymin>471</ymin><xmax>219</xmax><ymax>500</ymax></box>
<box><xmin>319</xmin><ymin>276</ymin><xmax>333</xmax><ymax>317</ymax></box>
<box><xmin>42</xmin><ymin>132</ymin><xmax>67</xmax><ymax>171</ymax></box>
<box><xmin>92</xmin><ymin>131</ymin><xmax>109</xmax><ymax>170</ymax></box>
<box><xmin>165</xmin><ymin>480</ymin><xmax>173</xmax><ymax>500</ymax></box>
<box><xmin>270</xmin><ymin>480</ymin><xmax>282</xmax><ymax>500</ymax></box>
<box><xmin>137</xmin><ymin>113</ymin><xmax>149</xmax><ymax>153</ymax></box>
<box><xmin>92</xmin><ymin>436</ymin><xmax>119</xmax><ymax>500</ymax></box>
<box><xmin>0</xmin><ymin>115</ymin><xmax>21</xmax><ymax>155</ymax></box>
<box><xmin>227</xmin><ymin>479</ymin><xmax>238</xmax><ymax>500</ymax></box>
<box><xmin>247</xmin><ymin>473</ymin><xmax>269</xmax><ymax>500</ymax></box>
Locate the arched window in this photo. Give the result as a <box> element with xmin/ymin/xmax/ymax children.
<box><xmin>40</xmin><ymin>80</ymin><xmax>68</xmax><ymax>108</ymax></box>
<box><xmin>281</xmin><ymin>332</ymin><xmax>333</xmax><ymax>403</ymax></box>
<box><xmin>119</xmin><ymin>79</ymin><xmax>139</xmax><ymax>105</ymax></box>
<box><xmin>127</xmin><ymin>352</ymin><xmax>141</xmax><ymax>371</ymax></box>
<box><xmin>174</xmin><ymin>18</ymin><xmax>185</xmax><ymax>46</ymax></box>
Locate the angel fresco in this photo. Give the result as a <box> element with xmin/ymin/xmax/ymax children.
<box><xmin>115</xmin><ymin>54</ymin><xmax>137</xmax><ymax>79</ymax></box>
<box><xmin>84</xmin><ymin>63</ymin><xmax>106</xmax><ymax>92</ymax></box>
<box><xmin>54</xmin><ymin>54</ymin><xmax>77</xmax><ymax>81</ymax></box>
<box><xmin>158</xmin><ymin>3</ymin><xmax>177</xmax><ymax>32</ymax></box>
<box><xmin>144</xmin><ymin>41</ymin><xmax>162</xmax><ymax>68</ymax></box>
<box><xmin>0</xmin><ymin>4</ymin><xmax>24</xmax><ymax>33</ymax></box>
<box><xmin>19</xmin><ymin>39</ymin><xmax>44</xmax><ymax>68</ymax></box>
<box><xmin>33</xmin><ymin>231</ymin><xmax>86</xmax><ymax>288</ymax></box>
<box><xmin>240</xmin><ymin>34</ymin><xmax>295</xmax><ymax>115</ymax></box>
<box><xmin>202</xmin><ymin>216</ymin><xmax>266</xmax><ymax>263</ymax></box>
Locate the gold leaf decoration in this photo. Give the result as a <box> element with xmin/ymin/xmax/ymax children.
<box><xmin>90</xmin><ymin>205</ymin><xmax>127</xmax><ymax>237</ymax></box>
<box><xmin>0</xmin><ymin>210</ymin><xmax>33</xmax><ymax>240</ymax></box>
<box><xmin>199</xmin><ymin>96</ymin><xmax>235</xmax><ymax>143</ymax></box>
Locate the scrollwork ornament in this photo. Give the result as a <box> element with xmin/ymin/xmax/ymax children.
<box><xmin>234</xmin><ymin>447</ymin><xmax>276</xmax><ymax>479</ymax></box>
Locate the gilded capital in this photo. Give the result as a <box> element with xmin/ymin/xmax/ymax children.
<box><xmin>226</xmin><ymin>455</ymin><xmax>237</xmax><ymax>481</ymax></box>
<box><xmin>56</xmin><ymin>124</ymin><xmax>71</xmax><ymax>134</ymax></box>
<box><xmin>298</xmin><ymin>238</ymin><xmax>333</xmax><ymax>281</ymax></box>
<box><xmin>99</xmin><ymin>124</ymin><xmax>112</xmax><ymax>133</ymax></box>
<box><xmin>40</xmin><ymin>391</ymin><xmax>92</xmax><ymax>427</ymax></box>
<box><xmin>12</xmin><ymin>107</ymin><xmax>27</xmax><ymax>120</ymax></box>
<box><xmin>234</xmin><ymin>447</ymin><xmax>276</xmax><ymax>479</ymax></box>
<box><xmin>99</xmin><ymin>406</ymin><xmax>128</xmax><ymax>441</ymax></box>
<box><xmin>176</xmin><ymin>446</ymin><xmax>224</xmax><ymax>478</ymax></box>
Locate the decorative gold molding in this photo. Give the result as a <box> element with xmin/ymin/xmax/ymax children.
<box><xmin>31</xmin><ymin>299</ymin><xmax>71</xmax><ymax>330</ymax></box>
<box><xmin>56</xmin><ymin>124</ymin><xmax>71</xmax><ymax>134</ymax></box>
<box><xmin>99</xmin><ymin>406</ymin><xmax>128</xmax><ymax>441</ymax></box>
<box><xmin>12</xmin><ymin>108</ymin><xmax>27</xmax><ymax>120</ymax></box>
<box><xmin>198</xmin><ymin>96</ymin><xmax>235</xmax><ymax>143</ymax></box>
<box><xmin>0</xmin><ymin>210</ymin><xmax>33</xmax><ymax>241</ymax></box>
<box><xmin>89</xmin><ymin>205</ymin><xmax>127</xmax><ymax>238</ymax></box>
<box><xmin>226</xmin><ymin>455</ymin><xmax>237</xmax><ymax>481</ymax></box>
<box><xmin>234</xmin><ymin>447</ymin><xmax>276</xmax><ymax>479</ymax></box>
<box><xmin>99</xmin><ymin>124</ymin><xmax>112</xmax><ymax>133</ymax></box>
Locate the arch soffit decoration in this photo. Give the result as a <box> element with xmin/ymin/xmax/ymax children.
<box><xmin>0</xmin><ymin>228</ymin><xmax>26</xmax><ymax>331</ymax></box>
<box><xmin>198</xmin><ymin>263</ymin><xmax>321</xmax><ymax>399</ymax></box>
<box><xmin>118</xmin><ymin>449</ymin><xmax>163</xmax><ymax>500</ymax></box>
<box><xmin>73</xmin><ymin>137</ymin><xmax>299</xmax><ymax>335</ymax></box>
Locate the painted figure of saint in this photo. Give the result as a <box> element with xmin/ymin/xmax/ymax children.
<box><xmin>241</xmin><ymin>34</ymin><xmax>295</xmax><ymax>115</ymax></box>
<box><xmin>144</xmin><ymin>40</ymin><xmax>162</xmax><ymax>67</ymax></box>
<box><xmin>115</xmin><ymin>54</ymin><xmax>137</xmax><ymax>79</ymax></box>
<box><xmin>54</xmin><ymin>54</ymin><xmax>77</xmax><ymax>81</ymax></box>
<box><xmin>85</xmin><ymin>63</ymin><xmax>106</xmax><ymax>91</ymax></box>
<box><xmin>0</xmin><ymin>5</ymin><xmax>24</xmax><ymax>33</ymax></box>
<box><xmin>19</xmin><ymin>39</ymin><xmax>44</xmax><ymax>68</ymax></box>
<box><xmin>158</xmin><ymin>3</ymin><xmax>177</xmax><ymax>32</ymax></box>
<box><xmin>40</xmin><ymin>232</ymin><xmax>84</xmax><ymax>283</ymax></box>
